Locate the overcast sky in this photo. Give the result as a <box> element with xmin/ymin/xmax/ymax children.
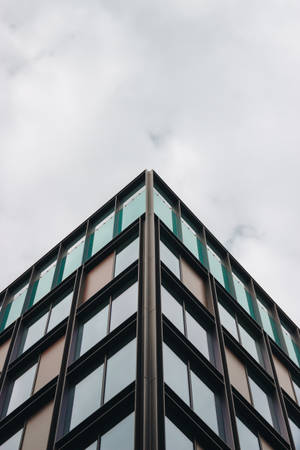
<box><xmin>1</xmin><ymin>0</ymin><xmax>300</xmax><ymax>325</ymax></box>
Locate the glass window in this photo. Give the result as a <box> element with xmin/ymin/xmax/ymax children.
<box><xmin>165</xmin><ymin>417</ymin><xmax>193</xmax><ymax>450</ymax></box>
<box><xmin>47</xmin><ymin>291</ymin><xmax>72</xmax><ymax>332</ymax></box>
<box><xmin>236</xmin><ymin>417</ymin><xmax>260</xmax><ymax>450</ymax></box>
<box><xmin>85</xmin><ymin>443</ymin><xmax>97</xmax><ymax>450</ymax></box>
<box><xmin>153</xmin><ymin>189</ymin><xmax>175</xmax><ymax>233</ymax></box>
<box><xmin>59</xmin><ymin>237</ymin><xmax>85</xmax><ymax>282</ymax></box>
<box><xmin>293</xmin><ymin>380</ymin><xmax>300</xmax><ymax>406</ymax></box>
<box><xmin>218</xmin><ymin>302</ymin><xmax>239</xmax><ymax>340</ymax></box>
<box><xmin>238</xmin><ymin>324</ymin><xmax>261</xmax><ymax>364</ymax></box>
<box><xmin>289</xmin><ymin>416</ymin><xmax>300</xmax><ymax>449</ymax></box>
<box><xmin>110</xmin><ymin>282</ymin><xmax>138</xmax><ymax>332</ymax></box>
<box><xmin>281</xmin><ymin>324</ymin><xmax>300</xmax><ymax>367</ymax></box>
<box><xmin>114</xmin><ymin>238</ymin><xmax>139</xmax><ymax>277</ymax></box>
<box><xmin>232</xmin><ymin>273</ymin><xmax>255</xmax><ymax>320</ymax></box>
<box><xmin>69</xmin><ymin>365</ymin><xmax>103</xmax><ymax>431</ymax></box>
<box><xmin>89</xmin><ymin>212</ymin><xmax>115</xmax><ymax>258</ymax></box>
<box><xmin>1</xmin><ymin>285</ymin><xmax>29</xmax><ymax>331</ymax></box>
<box><xmin>30</xmin><ymin>261</ymin><xmax>56</xmax><ymax>306</ymax></box>
<box><xmin>185</xmin><ymin>311</ymin><xmax>210</xmax><ymax>361</ymax></box>
<box><xmin>101</xmin><ymin>413</ymin><xmax>134</xmax><ymax>450</ymax></box>
<box><xmin>161</xmin><ymin>286</ymin><xmax>184</xmax><ymax>334</ymax></box>
<box><xmin>181</xmin><ymin>219</ymin><xmax>206</xmax><ymax>267</ymax></box>
<box><xmin>257</xmin><ymin>299</ymin><xmax>280</xmax><ymax>345</ymax></box>
<box><xmin>104</xmin><ymin>339</ymin><xmax>136</xmax><ymax>403</ymax></box>
<box><xmin>21</xmin><ymin>312</ymin><xmax>48</xmax><ymax>354</ymax></box>
<box><xmin>79</xmin><ymin>301</ymin><xmax>109</xmax><ymax>357</ymax></box>
<box><xmin>248</xmin><ymin>376</ymin><xmax>274</xmax><ymax>426</ymax></box>
<box><xmin>163</xmin><ymin>343</ymin><xmax>189</xmax><ymax>404</ymax></box>
<box><xmin>5</xmin><ymin>363</ymin><xmax>37</xmax><ymax>416</ymax></box>
<box><xmin>207</xmin><ymin>246</ymin><xmax>230</xmax><ymax>292</ymax></box>
<box><xmin>118</xmin><ymin>187</ymin><xmax>146</xmax><ymax>232</ymax></box>
<box><xmin>160</xmin><ymin>241</ymin><xmax>180</xmax><ymax>279</ymax></box>
<box><xmin>190</xmin><ymin>371</ymin><xmax>219</xmax><ymax>435</ymax></box>
<box><xmin>0</xmin><ymin>428</ymin><xmax>23</xmax><ymax>450</ymax></box>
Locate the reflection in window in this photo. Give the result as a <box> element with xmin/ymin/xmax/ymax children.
<box><xmin>110</xmin><ymin>283</ymin><xmax>138</xmax><ymax>331</ymax></box>
<box><xmin>47</xmin><ymin>291</ymin><xmax>73</xmax><ymax>332</ymax></box>
<box><xmin>236</xmin><ymin>417</ymin><xmax>260</xmax><ymax>450</ymax></box>
<box><xmin>232</xmin><ymin>273</ymin><xmax>255</xmax><ymax>320</ymax></box>
<box><xmin>238</xmin><ymin>324</ymin><xmax>262</xmax><ymax>364</ymax></box>
<box><xmin>1</xmin><ymin>284</ymin><xmax>29</xmax><ymax>331</ymax></box>
<box><xmin>89</xmin><ymin>212</ymin><xmax>115</xmax><ymax>258</ymax></box>
<box><xmin>69</xmin><ymin>365</ymin><xmax>103</xmax><ymax>430</ymax></box>
<box><xmin>293</xmin><ymin>380</ymin><xmax>300</xmax><ymax>406</ymax></box>
<box><xmin>79</xmin><ymin>302</ymin><xmax>109</xmax><ymax>357</ymax></box>
<box><xmin>281</xmin><ymin>323</ymin><xmax>300</xmax><ymax>367</ymax></box>
<box><xmin>0</xmin><ymin>428</ymin><xmax>23</xmax><ymax>450</ymax></box>
<box><xmin>161</xmin><ymin>286</ymin><xmax>184</xmax><ymax>333</ymax></box>
<box><xmin>218</xmin><ymin>302</ymin><xmax>239</xmax><ymax>340</ymax></box>
<box><xmin>101</xmin><ymin>413</ymin><xmax>134</xmax><ymax>450</ymax></box>
<box><xmin>289</xmin><ymin>416</ymin><xmax>300</xmax><ymax>449</ymax></box>
<box><xmin>118</xmin><ymin>187</ymin><xmax>146</xmax><ymax>233</ymax></box>
<box><xmin>5</xmin><ymin>363</ymin><xmax>37</xmax><ymax>416</ymax></box>
<box><xmin>160</xmin><ymin>241</ymin><xmax>180</xmax><ymax>279</ymax></box>
<box><xmin>114</xmin><ymin>238</ymin><xmax>139</xmax><ymax>277</ymax></box>
<box><xmin>181</xmin><ymin>219</ymin><xmax>206</xmax><ymax>267</ymax></box>
<box><xmin>59</xmin><ymin>237</ymin><xmax>85</xmax><ymax>283</ymax></box>
<box><xmin>207</xmin><ymin>246</ymin><xmax>230</xmax><ymax>292</ymax></box>
<box><xmin>21</xmin><ymin>312</ymin><xmax>48</xmax><ymax>354</ymax></box>
<box><xmin>165</xmin><ymin>417</ymin><xmax>193</xmax><ymax>450</ymax></box>
<box><xmin>191</xmin><ymin>371</ymin><xmax>219</xmax><ymax>435</ymax></box>
<box><xmin>185</xmin><ymin>310</ymin><xmax>210</xmax><ymax>361</ymax></box>
<box><xmin>248</xmin><ymin>376</ymin><xmax>274</xmax><ymax>427</ymax></box>
<box><xmin>163</xmin><ymin>344</ymin><xmax>189</xmax><ymax>404</ymax></box>
<box><xmin>257</xmin><ymin>299</ymin><xmax>280</xmax><ymax>346</ymax></box>
<box><xmin>154</xmin><ymin>189</ymin><xmax>175</xmax><ymax>233</ymax></box>
<box><xmin>104</xmin><ymin>339</ymin><xmax>136</xmax><ymax>403</ymax></box>
<box><xmin>30</xmin><ymin>261</ymin><xmax>56</xmax><ymax>307</ymax></box>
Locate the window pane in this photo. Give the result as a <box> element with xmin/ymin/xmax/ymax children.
<box><xmin>293</xmin><ymin>380</ymin><xmax>300</xmax><ymax>406</ymax></box>
<box><xmin>181</xmin><ymin>219</ymin><xmax>205</xmax><ymax>266</ymax></box>
<box><xmin>110</xmin><ymin>283</ymin><xmax>138</xmax><ymax>332</ymax></box>
<box><xmin>289</xmin><ymin>416</ymin><xmax>300</xmax><ymax>449</ymax></box>
<box><xmin>60</xmin><ymin>237</ymin><xmax>85</xmax><ymax>282</ymax></box>
<box><xmin>85</xmin><ymin>442</ymin><xmax>97</xmax><ymax>450</ymax></box>
<box><xmin>21</xmin><ymin>312</ymin><xmax>48</xmax><ymax>354</ymax></box>
<box><xmin>79</xmin><ymin>303</ymin><xmax>109</xmax><ymax>357</ymax></box>
<box><xmin>161</xmin><ymin>286</ymin><xmax>184</xmax><ymax>334</ymax></box>
<box><xmin>90</xmin><ymin>213</ymin><xmax>115</xmax><ymax>258</ymax></box>
<box><xmin>218</xmin><ymin>302</ymin><xmax>239</xmax><ymax>340</ymax></box>
<box><xmin>1</xmin><ymin>286</ymin><xmax>28</xmax><ymax>331</ymax></box>
<box><xmin>232</xmin><ymin>274</ymin><xmax>255</xmax><ymax>319</ymax></box>
<box><xmin>101</xmin><ymin>413</ymin><xmax>134</xmax><ymax>450</ymax></box>
<box><xmin>1</xmin><ymin>429</ymin><xmax>23</xmax><ymax>450</ymax></box>
<box><xmin>165</xmin><ymin>417</ymin><xmax>193</xmax><ymax>450</ymax></box>
<box><xmin>281</xmin><ymin>324</ymin><xmax>300</xmax><ymax>367</ymax></box>
<box><xmin>114</xmin><ymin>238</ymin><xmax>139</xmax><ymax>277</ymax></box>
<box><xmin>154</xmin><ymin>189</ymin><xmax>174</xmax><ymax>232</ymax></box>
<box><xmin>257</xmin><ymin>300</ymin><xmax>280</xmax><ymax>345</ymax></box>
<box><xmin>185</xmin><ymin>311</ymin><xmax>210</xmax><ymax>361</ymax></box>
<box><xmin>248</xmin><ymin>377</ymin><xmax>274</xmax><ymax>426</ymax></box>
<box><xmin>163</xmin><ymin>343</ymin><xmax>189</xmax><ymax>404</ymax></box>
<box><xmin>207</xmin><ymin>247</ymin><xmax>229</xmax><ymax>291</ymax></box>
<box><xmin>119</xmin><ymin>187</ymin><xmax>146</xmax><ymax>232</ymax></box>
<box><xmin>190</xmin><ymin>371</ymin><xmax>219</xmax><ymax>435</ymax></box>
<box><xmin>236</xmin><ymin>418</ymin><xmax>260</xmax><ymax>450</ymax></box>
<box><xmin>238</xmin><ymin>324</ymin><xmax>261</xmax><ymax>365</ymax></box>
<box><xmin>47</xmin><ymin>291</ymin><xmax>72</xmax><ymax>332</ymax></box>
<box><xmin>70</xmin><ymin>365</ymin><xmax>103</xmax><ymax>430</ymax></box>
<box><xmin>6</xmin><ymin>363</ymin><xmax>37</xmax><ymax>415</ymax></box>
<box><xmin>160</xmin><ymin>241</ymin><xmax>180</xmax><ymax>279</ymax></box>
<box><xmin>31</xmin><ymin>262</ymin><xmax>56</xmax><ymax>306</ymax></box>
<box><xmin>104</xmin><ymin>339</ymin><xmax>136</xmax><ymax>403</ymax></box>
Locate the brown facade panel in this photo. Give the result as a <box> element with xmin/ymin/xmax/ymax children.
<box><xmin>21</xmin><ymin>401</ymin><xmax>54</xmax><ymax>450</ymax></box>
<box><xmin>81</xmin><ymin>253</ymin><xmax>114</xmax><ymax>303</ymax></box>
<box><xmin>0</xmin><ymin>338</ymin><xmax>10</xmax><ymax>372</ymax></box>
<box><xmin>33</xmin><ymin>336</ymin><xmax>65</xmax><ymax>394</ymax></box>
<box><xmin>180</xmin><ymin>258</ymin><xmax>207</xmax><ymax>307</ymax></box>
<box><xmin>225</xmin><ymin>346</ymin><xmax>251</xmax><ymax>402</ymax></box>
<box><xmin>273</xmin><ymin>354</ymin><xmax>296</xmax><ymax>402</ymax></box>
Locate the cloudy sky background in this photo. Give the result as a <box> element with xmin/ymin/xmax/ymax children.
<box><xmin>1</xmin><ymin>1</ymin><xmax>300</xmax><ymax>324</ymax></box>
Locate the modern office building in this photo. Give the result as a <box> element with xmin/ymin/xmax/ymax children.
<box><xmin>0</xmin><ymin>169</ymin><xmax>299</xmax><ymax>450</ymax></box>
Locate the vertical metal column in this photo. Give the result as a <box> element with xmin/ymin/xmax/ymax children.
<box><xmin>143</xmin><ymin>170</ymin><xmax>159</xmax><ymax>450</ymax></box>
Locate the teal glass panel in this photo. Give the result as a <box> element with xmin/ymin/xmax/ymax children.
<box><xmin>47</xmin><ymin>291</ymin><xmax>72</xmax><ymax>332</ymax></box>
<box><xmin>101</xmin><ymin>413</ymin><xmax>134</xmax><ymax>450</ymax></box>
<box><xmin>165</xmin><ymin>417</ymin><xmax>193</xmax><ymax>450</ymax></box>
<box><xmin>185</xmin><ymin>311</ymin><xmax>210</xmax><ymax>360</ymax></box>
<box><xmin>120</xmin><ymin>187</ymin><xmax>146</xmax><ymax>232</ymax></box>
<box><xmin>163</xmin><ymin>343</ymin><xmax>189</xmax><ymax>404</ymax></box>
<box><xmin>114</xmin><ymin>238</ymin><xmax>139</xmax><ymax>277</ymax></box>
<box><xmin>181</xmin><ymin>219</ymin><xmax>198</xmax><ymax>258</ymax></box>
<box><xmin>60</xmin><ymin>237</ymin><xmax>85</xmax><ymax>282</ymax></box>
<box><xmin>31</xmin><ymin>262</ymin><xmax>56</xmax><ymax>306</ymax></box>
<box><xmin>207</xmin><ymin>247</ymin><xmax>230</xmax><ymax>292</ymax></box>
<box><xmin>236</xmin><ymin>418</ymin><xmax>260</xmax><ymax>450</ymax></box>
<box><xmin>161</xmin><ymin>286</ymin><xmax>184</xmax><ymax>334</ymax></box>
<box><xmin>218</xmin><ymin>302</ymin><xmax>239</xmax><ymax>340</ymax></box>
<box><xmin>248</xmin><ymin>376</ymin><xmax>274</xmax><ymax>426</ymax></box>
<box><xmin>153</xmin><ymin>189</ymin><xmax>173</xmax><ymax>232</ymax></box>
<box><xmin>238</xmin><ymin>324</ymin><xmax>262</xmax><ymax>365</ymax></box>
<box><xmin>281</xmin><ymin>325</ymin><xmax>300</xmax><ymax>367</ymax></box>
<box><xmin>232</xmin><ymin>274</ymin><xmax>255</xmax><ymax>319</ymax></box>
<box><xmin>79</xmin><ymin>302</ymin><xmax>109</xmax><ymax>357</ymax></box>
<box><xmin>289</xmin><ymin>416</ymin><xmax>300</xmax><ymax>449</ymax></box>
<box><xmin>160</xmin><ymin>241</ymin><xmax>180</xmax><ymax>279</ymax></box>
<box><xmin>90</xmin><ymin>212</ymin><xmax>115</xmax><ymax>258</ymax></box>
<box><xmin>257</xmin><ymin>300</ymin><xmax>280</xmax><ymax>345</ymax></box>
<box><xmin>1</xmin><ymin>429</ymin><xmax>23</xmax><ymax>450</ymax></box>
<box><xmin>104</xmin><ymin>339</ymin><xmax>136</xmax><ymax>403</ymax></box>
<box><xmin>6</xmin><ymin>363</ymin><xmax>37</xmax><ymax>415</ymax></box>
<box><xmin>1</xmin><ymin>286</ymin><xmax>28</xmax><ymax>331</ymax></box>
<box><xmin>70</xmin><ymin>365</ymin><xmax>103</xmax><ymax>430</ymax></box>
<box><xmin>110</xmin><ymin>283</ymin><xmax>138</xmax><ymax>332</ymax></box>
<box><xmin>191</xmin><ymin>371</ymin><xmax>219</xmax><ymax>435</ymax></box>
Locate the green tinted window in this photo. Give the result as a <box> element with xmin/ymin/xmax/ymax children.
<box><xmin>1</xmin><ymin>285</ymin><xmax>28</xmax><ymax>331</ymax></box>
<box><xmin>59</xmin><ymin>237</ymin><xmax>85</xmax><ymax>282</ymax></box>
<box><xmin>207</xmin><ymin>247</ymin><xmax>230</xmax><ymax>292</ymax></box>
<box><xmin>89</xmin><ymin>213</ymin><xmax>115</xmax><ymax>258</ymax></box>
<box><xmin>281</xmin><ymin>324</ymin><xmax>300</xmax><ymax>367</ymax></box>
<box><xmin>257</xmin><ymin>300</ymin><xmax>280</xmax><ymax>345</ymax></box>
<box><xmin>232</xmin><ymin>274</ymin><xmax>255</xmax><ymax>319</ymax></box>
<box><xmin>154</xmin><ymin>189</ymin><xmax>177</xmax><ymax>234</ymax></box>
<box><xmin>118</xmin><ymin>187</ymin><xmax>146</xmax><ymax>232</ymax></box>
<box><xmin>30</xmin><ymin>262</ymin><xmax>56</xmax><ymax>306</ymax></box>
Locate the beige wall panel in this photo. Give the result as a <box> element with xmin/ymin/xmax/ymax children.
<box><xmin>181</xmin><ymin>259</ymin><xmax>207</xmax><ymax>307</ymax></box>
<box><xmin>81</xmin><ymin>253</ymin><xmax>114</xmax><ymax>303</ymax></box>
<box><xmin>225</xmin><ymin>347</ymin><xmax>251</xmax><ymax>402</ymax></box>
<box><xmin>0</xmin><ymin>339</ymin><xmax>10</xmax><ymax>372</ymax></box>
<box><xmin>273</xmin><ymin>355</ymin><xmax>296</xmax><ymax>401</ymax></box>
<box><xmin>260</xmin><ymin>436</ymin><xmax>274</xmax><ymax>450</ymax></box>
<box><xmin>34</xmin><ymin>336</ymin><xmax>65</xmax><ymax>393</ymax></box>
<box><xmin>22</xmin><ymin>401</ymin><xmax>53</xmax><ymax>450</ymax></box>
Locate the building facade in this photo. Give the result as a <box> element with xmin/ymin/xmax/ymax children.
<box><xmin>0</xmin><ymin>170</ymin><xmax>299</xmax><ymax>450</ymax></box>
